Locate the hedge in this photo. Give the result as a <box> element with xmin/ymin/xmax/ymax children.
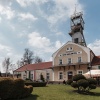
<box><xmin>0</xmin><ymin>77</ymin><xmax>33</xmax><ymax>100</ymax></box>
<box><xmin>25</xmin><ymin>82</ymin><xmax>47</xmax><ymax>87</ymax></box>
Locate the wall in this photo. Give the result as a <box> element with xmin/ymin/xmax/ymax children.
<box><xmin>53</xmin><ymin>43</ymin><xmax>90</xmax><ymax>66</ymax></box>
<box><xmin>53</xmin><ymin>64</ymin><xmax>88</xmax><ymax>81</ymax></box>
<box><xmin>35</xmin><ymin>69</ymin><xmax>53</xmax><ymax>81</ymax></box>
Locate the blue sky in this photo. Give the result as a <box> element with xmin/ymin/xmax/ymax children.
<box><xmin>0</xmin><ymin>0</ymin><xmax>100</xmax><ymax>72</ymax></box>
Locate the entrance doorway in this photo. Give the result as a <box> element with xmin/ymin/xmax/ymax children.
<box><xmin>67</xmin><ymin>71</ymin><xmax>73</xmax><ymax>80</ymax></box>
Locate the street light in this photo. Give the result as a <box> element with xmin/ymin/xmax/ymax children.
<box><xmin>87</xmin><ymin>63</ymin><xmax>91</xmax><ymax>78</ymax></box>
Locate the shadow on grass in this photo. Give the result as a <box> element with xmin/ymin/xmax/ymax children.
<box><xmin>21</xmin><ymin>94</ymin><xmax>39</xmax><ymax>100</ymax></box>
<box><xmin>7</xmin><ymin>94</ymin><xmax>39</xmax><ymax>100</ymax></box>
<box><xmin>72</xmin><ymin>90</ymin><xmax>100</xmax><ymax>96</ymax></box>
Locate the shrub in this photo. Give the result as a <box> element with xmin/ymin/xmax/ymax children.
<box><xmin>40</xmin><ymin>74</ymin><xmax>45</xmax><ymax>82</ymax></box>
<box><xmin>77</xmin><ymin>79</ymin><xmax>89</xmax><ymax>90</ymax></box>
<box><xmin>71</xmin><ymin>82</ymin><xmax>78</xmax><ymax>88</ymax></box>
<box><xmin>87</xmin><ymin>78</ymin><xmax>97</xmax><ymax>85</ymax></box>
<box><xmin>69</xmin><ymin>74</ymin><xmax>97</xmax><ymax>93</ymax></box>
<box><xmin>27</xmin><ymin>85</ymin><xmax>33</xmax><ymax>93</ymax></box>
<box><xmin>0</xmin><ymin>77</ymin><xmax>33</xmax><ymax>100</ymax></box>
<box><xmin>21</xmin><ymin>86</ymin><xmax>30</xmax><ymax>98</ymax></box>
<box><xmin>14</xmin><ymin>78</ymin><xmax>25</xmax><ymax>88</ymax></box>
<box><xmin>0</xmin><ymin>77</ymin><xmax>13</xmax><ymax>100</ymax></box>
<box><xmin>73</xmin><ymin>74</ymin><xmax>86</xmax><ymax>82</ymax></box>
<box><xmin>66</xmin><ymin>79</ymin><xmax>73</xmax><ymax>85</ymax></box>
<box><xmin>89</xmin><ymin>84</ymin><xmax>96</xmax><ymax>89</ymax></box>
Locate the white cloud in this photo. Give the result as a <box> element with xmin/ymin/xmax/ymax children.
<box><xmin>16</xmin><ymin>0</ymin><xmax>48</xmax><ymax>7</ymax></box>
<box><xmin>56</xmin><ymin>32</ymin><xmax>63</xmax><ymax>35</ymax></box>
<box><xmin>47</xmin><ymin>0</ymin><xmax>83</xmax><ymax>25</ymax></box>
<box><xmin>0</xmin><ymin>43</ymin><xmax>23</xmax><ymax>72</ymax></box>
<box><xmin>0</xmin><ymin>0</ymin><xmax>13</xmax><ymax>6</ymax></box>
<box><xmin>18</xmin><ymin>33</ymin><xmax>27</xmax><ymax>37</ymax></box>
<box><xmin>18</xmin><ymin>13</ymin><xmax>37</xmax><ymax>21</ymax></box>
<box><xmin>0</xmin><ymin>17</ymin><xmax>2</xmax><ymax>22</ymax></box>
<box><xmin>28</xmin><ymin>32</ymin><xmax>51</xmax><ymax>48</ymax></box>
<box><xmin>55</xmin><ymin>41</ymin><xmax>64</xmax><ymax>49</ymax></box>
<box><xmin>28</xmin><ymin>32</ymin><xmax>64</xmax><ymax>53</ymax></box>
<box><xmin>88</xmin><ymin>39</ymin><xmax>100</xmax><ymax>56</ymax></box>
<box><xmin>0</xmin><ymin>4</ymin><xmax>14</xmax><ymax>19</ymax></box>
<box><xmin>31</xmin><ymin>0</ymin><xmax>84</xmax><ymax>32</ymax></box>
<box><xmin>0</xmin><ymin>44</ymin><xmax>11</xmax><ymax>52</ymax></box>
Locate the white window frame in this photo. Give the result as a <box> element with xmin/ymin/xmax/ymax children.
<box><xmin>77</xmin><ymin>70</ymin><xmax>83</xmax><ymax>75</ymax></box>
<box><xmin>67</xmin><ymin>47</ymin><xmax>69</xmax><ymax>51</ymax></box>
<box><xmin>59</xmin><ymin>59</ymin><xmax>63</xmax><ymax>65</ymax></box>
<box><xmin>66</xmin><ymin>47</ymin><xmax>73</xmax><ymax>51</ymax></box>
<box><xmin>30</xmin><ymin>74</ymin><xmax>33</xmax><ymax>79</ymax></box>
<box><xmin>58</xmin><ymin>71</ymin><xmax>63</xmax><ymax>80</ymax></box>
<box><xmin>67</xmin><ymin>58</ymin><xmax>72</xmax><ymax>64</ymax></box>
<box><xmin>70</xmin><ymin>47</ymin><xmax>73</xmax><ymax>51</ymax></box>
<box><xmin>78</xmin><ymin>57</ymin><xmax>82</xmax><ymax>63</ymax></box>
<box><xmin>46</xmin><ymin>73</ymin><xmax>50</xmax><ymax>80</ymax></box>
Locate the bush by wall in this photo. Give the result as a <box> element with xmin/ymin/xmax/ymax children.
<box><xmin>66</xmin><ymin>79</ymin><xmax>73</xmax><ymax>85</ymax></box>
<box><xmin>0</xmin><ymin>77</ymin><xmax>33</xmax><ymax>100</ymax></box>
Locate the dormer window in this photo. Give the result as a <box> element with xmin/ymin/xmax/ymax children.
<box><xmin>67</xmin><ymin>48</ymin><xmax>69</xmax><ymax>50</ymax></box>
<box><xmin>70</xmin><ymin>47</ymin><xmax>72</xmax><ymax>50</ymax></box>
<box><xmin>66</xmin><ymin>47</ymin><xmax>73</xmax><ymax>51</ymax></box>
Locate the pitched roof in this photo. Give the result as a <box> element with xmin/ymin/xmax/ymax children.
<box><xmin>14</xmin><ymin>61</ymin><xmax>52</xmax><ymax>72</ymax></box>
<box><xmin>91</xmin><ymin>56</ymin><xmax>100</xmax><ymax>66</ymax></box>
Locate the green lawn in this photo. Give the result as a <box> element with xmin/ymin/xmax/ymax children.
<box><xmin>21</xmin><ymin>84</ymin><xmax>100</xmax><ymax>100</ymax></box>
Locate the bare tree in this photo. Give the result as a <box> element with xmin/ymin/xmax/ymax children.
<box><xmin>21</xmin><ymin>48</ymin><xmax>34</xmax><ymax>65</ymax></box>
<box><xmin>16</xmin><ymin>60</ymin><xmax>24</xmax><ymax>68</ymax></box>
<box><xmin>2</xmin><ymin>57</ymin><xmax>11</xmax><ymax>77</ymax></box>
<box><xmin>17</xmin><ymin>48</ymin><xmax>43</xmax><ymax>68</ymax></box>
<box><xmin>34</xmin><ymin>56</ymin><xmax>43</xmax><ymax>63</ymax></box>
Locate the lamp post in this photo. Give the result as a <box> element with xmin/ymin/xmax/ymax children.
<box><xmin>88</xmin><ymin>63</ymin><xmax>91</xmax><ymax>78</ymax></box>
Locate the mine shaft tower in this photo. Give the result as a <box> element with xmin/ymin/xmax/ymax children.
<box><xmin>69</xmin><ymin>12</ymin><xmax>87</xmax><ymax>47</ymax></box>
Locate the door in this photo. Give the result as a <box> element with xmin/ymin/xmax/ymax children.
<box><xmin>67</xmin><ymin>71</ymin><xmax>73</xmax><ymax>80</ymax></box>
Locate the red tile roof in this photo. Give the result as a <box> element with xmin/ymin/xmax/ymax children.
<box><xmin>14</xmin><ymin>61</ymin><xmax>52</xmax><ymax>72</ymax></box>
<box><xmin>91</xmin><ymin>56</ymin><xmax>100</xmax><ymax>66</ymax></box>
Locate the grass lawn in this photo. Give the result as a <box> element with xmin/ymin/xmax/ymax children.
<box><xmin>21</xmin><ymin>84</ymin><xmax>100</xmax><ymax>100</ymax></box>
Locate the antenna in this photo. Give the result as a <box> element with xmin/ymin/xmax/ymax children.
<box><xmin>74</xmin><ymin>4</ymin><xmax>77</xmax><ymax>15</ymax></box>
<box><xmin>74</xmin><ymin>4</ymin><xmax>76</xmax><ymax>14</ymax></box>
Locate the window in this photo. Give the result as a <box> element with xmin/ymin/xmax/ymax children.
<box><xmin>59</xmin><ymin>59</ymin><xmax>62</xmax><ymax>65</ymax></box>
<box><xmin>70</xmin><ymin>47</ymin><xmax>72</xmax><ymax>50</ymax></box>
<box><xmin>78</xmin><ymin>57</ymin><xmax>82</xmax><ymax>63</ymax></box>
<box><xmin>30</xmin><ymin>74</ymin><xmax>33</xmax><ymax>79</ymax></box>
<box><xmin>67</xmin><ymin>48</ymin><xmax>69</xmax><ymax>50</ymax></box>
<box><xmin>68</xmin><ymin>58</ymin><xmax>72</xmax><ymax>64</ymax></box>
<box><xmin>67</xmin><ymin>47</ymin><xmax>73</xmax><ymax>51</ymax></box>
<box><xmin>46</xmin><ymin>73</ymin><xmax>50</xmax><ymax>80</ymax></box>
<box><xmin>77</xmin><ymin>70</ymin><xmax>83</xmax><ymax>75</ymax></box>
<box><xmin>98</xmin><ymin>66</ymin><xmax>100</xmax><ymax>69</ymax></box>
<box><xmin>59</xmin><ymin>72</ymin><xmax>63</xmax><ymax>79</ymax></box>
<box><xmin>74</xmin><ymin>38</ymin><xmax>78</xmax><ymax>43</ymax></box>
